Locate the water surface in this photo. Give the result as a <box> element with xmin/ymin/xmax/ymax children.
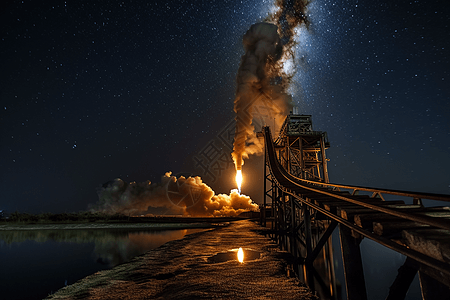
<box><xmin>0</xmin><ymin>227</ymin><xmax>205</xmax><ymax>300</ymax></box>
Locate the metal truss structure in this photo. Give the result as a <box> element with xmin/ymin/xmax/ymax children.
<box><xmin>261</xmin><ymin>112</ymin><xmax>450</xmax><ymax>300</ymax></box>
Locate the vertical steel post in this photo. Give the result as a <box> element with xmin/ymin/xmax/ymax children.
<box><xmin>277</xmin><ymin>187</ymin><xmax>282</xmax><ymax>246</ymax></box>
<box><xmin>386</xmin><ymin>257</ymin><xmax>417</xmax><ymax>300</ymax></box>
<box><xmin>262</xmin><ymin>146</ymin><xmax>267</xmax><ymax>227</ymax></box>
<box><xmin>298</xmin><ymin>137</ymin><xmax>303</xmax><ymax>179</ymax></box>
<box><xmin>303</xmin><ymin>204</ymin><xmax>314</xmax><ymax>291</ymax></box>
<box><xmin>287</xmin><ymin>144</ymin><xmax>291</xmax><ymax>174</ymax></box>
<box><xmin>320</xmin><ymin>135</ymin><xmax>329</xmax><ymax>183</ymax></box>
<box><xmin>339</xmin><ymin>225</ymin><xmax>367</xmax><ymax>300</ymax></box>
<box><xmin>290</xmin><ymin>194</ymin><xmax>298</xmax><ymax>271</ymax></box>
<box><xmin>304</xmin><ymin>205</ymin><xmax>313</xmax><ymax>255</ymax></box>
<box><xmin>271</xmin><ymin>179</ymin><xmax>276</xmax><ymax>232</ymax></box>
<box><xmin>419</xmin><ymin>271</ymin><xmax>450</xmax><ymax>300</ymax></box>
<box><xmin>274</xmin><ymin>184</ymin><xmax>278</xmax><ymax>238</ymax></box>
<box><xmin>281</xmin><ymin>191</ymin><xmax>285</xmax><ymax>250</ymax></box>
<box><xmin>327</xmin><ymin>234</ymin><xmax>338</xmax><ymax>300</ymax></box>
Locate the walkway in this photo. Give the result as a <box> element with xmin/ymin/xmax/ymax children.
<box><xmin>47</xmin><ymin>220</ymin><xmax>317</xmax><ymax>300</ymax></box>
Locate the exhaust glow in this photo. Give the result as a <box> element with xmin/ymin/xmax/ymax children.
<box><xmin>237</xmin><ymin>247</ymin><xmax>244</xmax><ymax>263</ymax></box>
<box><xmin>236</xmin><ymin>170</ymin><xmax>243</xmax><ymax>194</ymax></box>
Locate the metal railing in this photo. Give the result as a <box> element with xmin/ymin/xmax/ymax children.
<box><xmin>262</xmin><ymin>125</ymin><xmax>450</xmax><ymax>300</ymax></box>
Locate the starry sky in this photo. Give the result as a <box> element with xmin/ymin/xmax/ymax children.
<box><xmin>1</xmin><ymin>0</ymin><xmax>449</xmax><ymax>213</ymax></box>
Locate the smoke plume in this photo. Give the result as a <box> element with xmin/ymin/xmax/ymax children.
<box><xmin>90</xmin><ymin>172</ymin><xmax>258</xmax><ymax>217</ymax></box>
<box><xmin>231</xmin><ymin>0</ymin><xmax>310</xmax><ymax>170</ymax></box>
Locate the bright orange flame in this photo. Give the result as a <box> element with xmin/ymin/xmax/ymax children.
<box><xmin>237</xmin><ymin>247</ymin><xmax>244</xmax><ymax>263</ymax></box>
<box><xmin>236</xmin><ymin>170</ymin><xmax>242</xmax><ymax>194</ymax></box>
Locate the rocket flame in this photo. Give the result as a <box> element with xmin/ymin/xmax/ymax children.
<box><xmin>237</xmin><ymin>247</ymin><xmax>244</xmax><ymax>263</ymax></box>
<box><xmin>236</xmin><ymin>170</ymin><xmax>243</xmax><ymax>194</ymax></box>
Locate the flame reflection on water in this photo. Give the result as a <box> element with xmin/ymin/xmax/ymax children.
<box><xmin>237</xmin><ymin>247</ymin><xmax>244</xmax><ymax>263</ymax></box>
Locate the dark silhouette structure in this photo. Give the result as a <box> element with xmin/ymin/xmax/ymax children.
<box><xmin>261</xmin><ymin>111</ymin><xmax>450</xmax><ymax>300</ymax></box>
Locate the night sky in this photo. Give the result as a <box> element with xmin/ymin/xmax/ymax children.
<box><xmin>1</xmin><ymin>0</ymin><xmax>449</xmax><ymax>214</ymax></box>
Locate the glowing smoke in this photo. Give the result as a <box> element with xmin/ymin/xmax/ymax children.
<box><xmin>90</xmin><ymin>172</ymin><xmax>258</xmax><ymax>217</ymax></box>
<box><xmin>231</xmin><ymin>0</ymin><xmax>310</xmax><ymax>170</ymax></box>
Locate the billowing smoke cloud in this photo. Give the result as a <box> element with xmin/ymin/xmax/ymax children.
<box><xmin>231</xmin><ymin>0</ymin><xmax>310</xmax><ymax>170</ymax></box>
<box><xmin>90</xmin><ymin>172</ymin><xmax>258</xmax><ymax>217</ymax></box>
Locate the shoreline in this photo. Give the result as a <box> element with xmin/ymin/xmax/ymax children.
<box><xmin>0</xmin><ymin>216</ymin><xmax>253</xmax><ymax>231</ymax></box>
<box><xmin>46</xmin><ymin>220</ymin><xmax>317</xmax><ymax>300</ymax></box>
<box><xmin>0</xmin><ymin>222</ymin><xmax>228</xmax><ymax>231</ymax></box>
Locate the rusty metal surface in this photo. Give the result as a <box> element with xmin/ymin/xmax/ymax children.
<box><xmin>403</xmin><ymin>229</ymin><xmax>450</xmax><ymax>264</ymax></box>
<box><xmin>262</xmin><ymin>126</ymin><xmax>450</xmax><ymax>279</ymax></box>
<box><xmin>263</xmin><ymin>126</ymin><xmax>450</xmax><ymax>231</ymax></box>
<box><xmin>294</xmin><ymin>177</ymin><xmax>450</xmax><ymax>203</ymax></box>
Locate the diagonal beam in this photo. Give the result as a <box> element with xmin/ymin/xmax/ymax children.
<box><xmin>306</xmin><ymin>220</ymin><xmax>338</xmax><ymax>264</ymax></box>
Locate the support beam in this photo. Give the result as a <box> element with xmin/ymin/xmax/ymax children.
<box><xmin>386</xmin><ymin>257</ymin><xmax>418</xmax><ymax>300</ymax></box>
<box><xmin>339</xmin><ymin>225</ymin><xmax>367</xmax><ymax>300</ymax></box>
<box><xmin>320</xmin><ymin>135</ymin><xmax>329</xmax><ymax>183</ymax></box>
<box><xmin>306</xmin><ymin>220</ymin><xmax>338</xmax><ymax>264</ymax></box>
<box><xmin>327</xmin><ymin>235</ymin><xmax>338</xmax><ymax>300</ymax></box>
<box><xmin>262</xmin><ymin>148</ymin><xmax>267</xmax><ymax>227</ymax></box>
<box><xmin>290</xmin><ymin>194</ymin><xmax>298</xmax><ymax>265</ymax></box>
<box><xmin>304</xmin><ymin>205</ymin><xmax>313</xmax><ymax>257</ymax></box>
<box><xmin>299</xmin><ymin>137</ymin><xmax>303</xmax><ymax>179</ymax></box>
<box><xmin>419</xmin><ymin>271</ymin><xmax>450</xmax><ymax>300</ymax></box>
<box><xmin>272</xmin><ymin>179</ymin><xmax>276</xmax><ymax>232</ymax></box>
<box><xmin>303</xmin><ymin>204</ymin><xmax>315</xmax><ymax>291</ymax></box>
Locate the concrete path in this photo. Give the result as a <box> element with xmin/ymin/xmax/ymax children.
<box><xmin>47</xmin><ymin>220</ymin><xmax>317</xmax><ymax>300</ymax></box>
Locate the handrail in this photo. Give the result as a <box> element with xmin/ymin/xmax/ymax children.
<box><xmin>290</xmin><ymin>177</ymin><xmax>450</xmax><ymax>203</ymax></box>
<box><xmin>265</xmin><ymin>126</ymin><xmax>450</xmax><ymax>203</ymax></box>
<box><xmin>262</xmin><ymin>126</ymin><xmax>450</xmax><ymax>231</ymax></box>
<box><xmin>285</xmin><ymin>189</ymin><xmax>450</xmax><ymax>277</ymax></box>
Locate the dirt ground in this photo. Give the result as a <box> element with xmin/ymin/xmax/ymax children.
<box><xmin>46</xmin><ymin>220</ymin><xmax>317</xmax><ymax>300</ymax></box>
